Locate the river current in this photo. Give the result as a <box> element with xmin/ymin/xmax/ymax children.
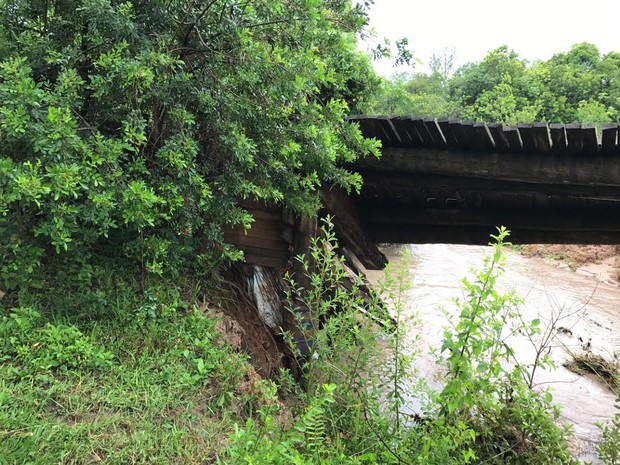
<box><xmin>367</xmin><ymin>244</ymin><xmax>620</xmax><ymax>464</ymax></box>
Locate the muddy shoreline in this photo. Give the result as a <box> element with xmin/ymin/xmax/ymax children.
<box><xmin>519</xmin><ymin>245</ymin><xmax>620</xmax><ymax>286</ymax></box>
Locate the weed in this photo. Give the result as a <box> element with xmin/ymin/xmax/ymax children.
<box><xmin>599</xmin><ymin>410</ymin><xmax>620</xmax><ymax>465</ymax></box>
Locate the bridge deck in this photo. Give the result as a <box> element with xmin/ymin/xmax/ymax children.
<box><xmin>225</xmin><ymin>117</ymin><xmax>620</xmax><ymax>270</ymax></box>
<box><xmin>341</xmin><ymin>117</ymin><xmax>620</xmax><ymax>262</ymax></box>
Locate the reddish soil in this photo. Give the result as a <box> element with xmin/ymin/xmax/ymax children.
<box><xmin>208</xmin><ymin>265</ymin><xmax>287</xmax><ymax>379</ymax></box>
<box><xmin>519</xmin><ymin>244</ymin><xmax>620</xmax><ymax>285</ymax></box>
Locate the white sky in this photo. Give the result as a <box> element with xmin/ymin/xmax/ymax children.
<box><xmin>364</xmin><ymin>0</ymin><xmax>620</xmax><ymax>76</ymax></box>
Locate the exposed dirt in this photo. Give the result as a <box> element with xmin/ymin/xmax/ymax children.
<box><xmin>208</xmin><ymin>264</ymin><xmax>288</xmax><ymax>379</ymax></box>
<box><xmin>519</xmin><ymin>245</ymin><xmax>620</xmax><ymax>286</ymax></box>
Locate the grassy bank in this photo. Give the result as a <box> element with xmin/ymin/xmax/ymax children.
<box><xmin>1</xmin><ymin>227</ymin><xmax>605</xmax><ymax>464</ymax></box>
<box><xmin>0</xmin><ymin>304</ymin><xmax>267</xmax><ymax>464</ymax></box>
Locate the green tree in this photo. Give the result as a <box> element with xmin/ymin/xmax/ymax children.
<box><xmin>597</xmin><ymin>51</ymin><xmax>620</xmax><ymax>120</ymax></box>
<box><xmin>369</xmin><ymin>71</ymin><xmax>459</xmax><ymax>117</ymax></box>
<box><xmin>575</xmin><ymin>99</ymin><xmax>613</xmax><ymax>124</ymax></box>
<box><xmin>0</xmin><ymin>0</ymin><xmax>380</xmax><ymax>295</ymax></box>
<box><xmin>543</xmin><ymin>43</ymin><xmax>605</xmax><ymax>121</ymax></box>
<box><xmin>449</xmin><ymin>46</ymin><xmax>531</xmax><ymax>108</ymax></box>
<box><xmin>462</xmin><ymin>77</ymin><xmax>540</xmax><ymax>124</ymax></box>
<box><xmin>371</xmin><ymin>42</ymin><xmax>620</xmax><ymax>125</ymax></box>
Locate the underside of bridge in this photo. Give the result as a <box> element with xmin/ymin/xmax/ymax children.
<box><xmin>333</xmin><ymin>117</ymin><xmax>620</xmax><ymax>267</ymax></box>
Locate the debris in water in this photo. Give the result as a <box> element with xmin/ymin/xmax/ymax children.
<box><xmin>563</xmin><ymin>352</ymin><xmax>620</xmax><ymax>393</ymax></box>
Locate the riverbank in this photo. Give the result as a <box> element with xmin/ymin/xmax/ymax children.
<box><xmin>519</xmin><ymin>245</ymin><xmax>620</xmax><ymax>286</ymax></box>
<box><xmin>2</xmin><ymin>235</ymin><xmax>589</xmax><ymax>464</ymax></box>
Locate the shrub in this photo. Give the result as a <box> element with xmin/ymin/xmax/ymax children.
<box><xmin>0</xmin><ymin>307</ymin><xmax>113</xmax><ymax>372</ymax></box>
<box><xmin>598</xmin><ymin>401</ymin><xmax>620</xmax><ymax>464</ymax></box>
<box><xmin>0</xmin><ymin>0</ymin><xmax>380</xmax><ymax>302</ymax></box>
<box><xmin>221</xmin><ymin>224</ymin><xmax>578</xmax><ymax>464</ymax></box>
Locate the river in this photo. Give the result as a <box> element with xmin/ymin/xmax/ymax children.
<box><xmin>367</xmin><ymin>244</ymin><xmax>620</xmax><ymax>464</ymax></box>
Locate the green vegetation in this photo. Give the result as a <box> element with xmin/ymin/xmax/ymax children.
<box><xmin>370</xmin><ymin>43</ymin><xmax>620</xmax><ymax>125</ymax></box>
<box><xmin>0</xmin><ymin>301</ymin><xmax>261</xmax><ymax>463</ymax></box>
<box><xmin>1</xmin><ymin>223</ymin><xmax>583</xmax><ymax>464</ymax></box>
<box><xmin>202</xmin><ymin>226</ymin><xmax>579</xmax><ymax>464</ymax></box>
<box><xmin>599</xmin><ymin>415</ymin><xmax>620</xmax><ymax>465</ymax></box>
<box><xmin>1</xmin><ymin>1</ymin><xmax>620</xmax><ymax>463</ymax></box>
<box><xmin>0</xmin><ymin>0</ymin><xmax>382</xmax><ymax>302</ymax></box>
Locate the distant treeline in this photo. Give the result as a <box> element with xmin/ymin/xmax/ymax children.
<box><xmin>368</xmin><ymin>43</ymin><xmax>620</xmax><ymax>125</ymax></box>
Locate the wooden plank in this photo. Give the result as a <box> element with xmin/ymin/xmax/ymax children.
<box><xmin>582</xmin><ymin>124</ymin><xmax>599</xmax><ymax>153</ymax></box>
<box><xmin>549</xmin><ymin>124</ymin><xmax>567</xmax><ymax>154</ymax></box>
<box><xmin>282</xmin><ymin>207</ymin><xmax>295</xmax><ymax>226</ymax></box>
<box><xmin>356</xmin><ymin>170</ymin><xmax>620</xmax><ymax>205</ymax></box>
<box><xmin>359</xmin><ymin>206</ymin><xmax>620</xmax><ymax>230</ymax></box>
<box><xmin>366</xmin><ymin>224</ymin><xmax>620</xmax><ymax>246</ymax></box>
<box><xmin>388</xmin><ymin>117</ymin><xmax>414</xmax><ymax>147</ymax></box>
<box><xmin>448</xmin><ymin>118</ymin><xmax>470</xmax><ymax>150</ymax></box>
<box><xmin>353</xmin><ymin>146</ymin><xmax>620</xmax><ymax>187</ymax></box>
<box><xmin>566</xmin><ymin>124</ymin><xmax>585</xmax><ymax>154</ymax></box>
<box><xmin>402</xmin><ymin>117</ymin><xmax>426</xmax><ymax>146</ymax></box>
<box><xmin>473</xmin><ymin>123</ymin><xmax>496</xmax><ymax>151</ymax></box>
<box><xmin>461</xmin><ymin>121</ymin><xmax>483</xmax><ymax>150</ymax></box>
<box><xmin>376</xmin><ymin>117</ymin><xmax>402</xmax><ymax>146</ymax></box>
<box><xmin>241</xmin><ymin>245</ymin><xmax>290</xmax><ymax>259</ymax></box>
<box><xmin>532</xmin><ymin>123</ymin><xmax>551</xmax><ymax>155</ymax></box>
<box><xmin>239</xmin><ymin>199</ymin><xmax>280</xmax><ymax>212</ymax></box>
<box><xmin>517</xmin><ymin>124</ymin><xmax>537</xmax><ymax>153</ymax></box>
<box><xmin>487</xmin><ymin>123</ymin><xmax>510</xmax><ymax>152</ymax></box>
<box><xmin>411</xmin><ymin>118</ymin><xmax>434</xmax><ymax>146</ymax></box>
<box><xmin>291</xmin><ymin>212</ymin><xmax>318</xmax><ymax>292</ymax></box>
<box><xmin>224</xmin><ymin>225</ymin><xmax>281</xmax><ymax>240</ymax></box>
<box><xmin>601</xmin><ymin>123</ymin><xmax>618</xmax><ymax>154</ymax></box>
<box><xmin>224</xmin><ymin>233</ymin><xmax>289</xmax><ymax>251</ymax></box>
<box><xmin>423</xmin><ymin>118</ymin><xmax>448</xmax><ymax>149</ymax></box>
<box><xmin>225</xmin><ymin>217</ymin><xmax>283</xmax><ymax>235</ymax></box>
<box><xmin>503</xmin><ymin>126</ymin><xmax>523</xmax><ymax>152</ymax></box>
<box><xmin>354</xmin><ymin>117</ymin><xmax>378</xmax><ymax>140</ymax></box>
<box><xmin>243</xmin><ymin>250</ymin><xmax>290</xmax><ymax>269</ymax></box>
<box><xmin>437</xmin><ymin>118</ymin><xmax>460</xmax><ymax>148</ymax></box>
<box><xmin>244</xmin><ymin>209</ymin><xmax>281</xmax><ymax>221</ymax></box>
<box><xmin>358</xmin><ymin>185</ymin><xmax>620</xmax><ymax>212</ymax></box>
<box><xmin>390</xmin><ymin>116</ymin><xmax>422</xmax><ymax>148</ymax></box>
<box><xmin>320</xmin><ymin>187</ymin><xmax>387</xmax><ymax>270</ymax></box>
<box><xmin>361</xmin><ymin>117</ymin><xmax>392</xmax><ymax>144</ymax></box>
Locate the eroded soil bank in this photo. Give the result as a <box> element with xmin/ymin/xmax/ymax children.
<box><xmin>520</xmin><ymin>245</ymin><xmax>620</xmax><ymax>286</ymax></box>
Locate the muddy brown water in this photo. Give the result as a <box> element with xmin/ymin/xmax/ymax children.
<box><xmin>366</xmin><ymin>244</ymin><xmax>620</xmax><ymax>464</ymax></box>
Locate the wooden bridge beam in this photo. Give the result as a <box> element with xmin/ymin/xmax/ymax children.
<box><xmin>352</xmin><ymin>147</ymin><xmax>620</xmax><ymax>187</ymax></box>
<box><xmin>320</xmin><ymin>186</ymin><xmax>388</xmax><ymax>270</ymax></box>
<box><xmin>358</xmin><ymin>206</ymin><xmax>620</xmax><ymax>231</ymax></box>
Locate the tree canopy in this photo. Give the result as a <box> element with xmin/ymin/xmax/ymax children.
<box><xmin>0</xmin><ymin>0</ymin><xmax>381</xmax><ymax>292</ymax></box>
<box><xmin>369</xmin><ymin>43</ymin><xmax>620</xmax><ymax>125</ymax></box>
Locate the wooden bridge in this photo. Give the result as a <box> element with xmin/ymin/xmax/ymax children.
<box><xmin>335</xmin><ymin>117</ymin><xmax>620</xmax><ymax>266</ymax></box>
<box><xmin>227</xmin><ymin>117</ymin><xmax>620</xmax><ymax>271</ymax></box>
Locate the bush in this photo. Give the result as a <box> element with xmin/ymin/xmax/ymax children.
<box><xmin>0</xmin><ymin>0</ymin><xmax>380</xmax><ymax>301</ymax></box>
<box><xmin>220</xmin><ymin>224</ymin><xmax>578</xmax><ymax>464</ymax></box>
<box><xmin>598</xmin><ymin>403</ymin><xmax>620</xmax><ymax>464</ymax></box>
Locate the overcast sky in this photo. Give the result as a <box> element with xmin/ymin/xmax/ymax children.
<box><xmin>363</xmin><ymin>0</ymin><xmax>620</xmax><ymax>76</ymax></box>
